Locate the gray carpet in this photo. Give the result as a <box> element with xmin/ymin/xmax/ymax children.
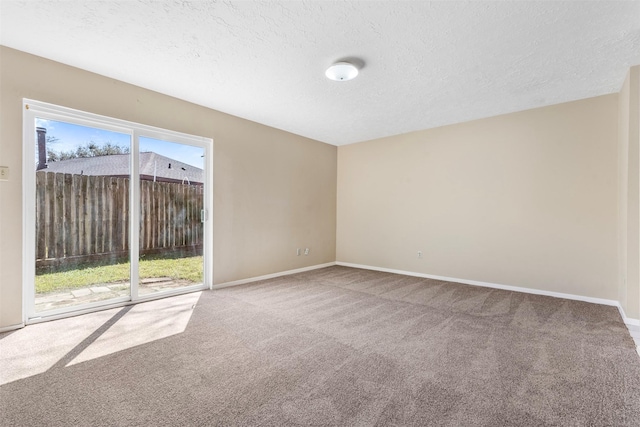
<box><xmin>1</xmin><ymin>266</ymin><xmax>639</xmax><ymax>426</ymax></box>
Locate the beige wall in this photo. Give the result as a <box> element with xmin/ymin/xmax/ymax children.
<box><xmin>618</xmin><ymin>66</ymin><xmax>640</xmax><ymax>319</ymax></box>
<box><xmin>0</xmin><ymin>47</ymin><xmax>337</xmax><ymax>329</ymax></box>
<box><xmin>337</xmin><ymin>95</ymin><xmax>619</xmax><ymax>301</ymax></box>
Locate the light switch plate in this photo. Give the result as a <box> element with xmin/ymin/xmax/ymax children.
<box><xmin>0</xmin><ymin>166</ymin><xmax>8</xmax><ymax>181</ymax></box>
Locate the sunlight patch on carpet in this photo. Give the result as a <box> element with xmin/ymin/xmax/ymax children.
<box><xmin>67</xmin><ymin>292</ymin><xmax>201</xmax><ymax>366</ymax></box>
<box><xmin>0</xmin><ymin>292</ymin><xmax>201</xmax><ymax>385</ymax></box>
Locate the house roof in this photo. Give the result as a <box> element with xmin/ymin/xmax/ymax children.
<box><xmin>42</xmin><ymin>152</ymin><xmax>203</xmax><ymax>184</ymax></box>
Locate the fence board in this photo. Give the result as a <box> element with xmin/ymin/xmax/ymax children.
<box><xmin>163</xmin><ymin>182</ymin><xmax>169</xmax><ymax>248</ymax></box>
<box><xmin>160</xmin><ymin>182</ymin><xmax>167</xmax><ymax>248</ymax></box>
<box><xmin>46</xmin><ymin>172</ymin><xmax>55</xmax><ymax>258</ymax></box>
<box><xmin>153</xmin><ymin>181</ymin><xmax>159</xmax><ymax>249</ymax></box>
<box><xmin>81</xmin><ymin>175</ymin><xmax>89</xmax><ymax>257</ymax></box>
<box><xmin>124</xmin><ymin>178</ymin><xmax>130</xmax><ymax>252</ymax></box>
<box><xmin>108</xmin><ymin>177</ymin><xmax>116</xmax><ymax>253</ymax></box>
<box><xmin>36</xmin><ymin>172</ymin><xmax>46</xmax><ymax>260</ymax></box>
<box><xmin>169</xmin><ymin>182</ymin><xmax>175</xmax><ymax>248</ymax></box>
<box><xmin>177</xmin><ymin>183</ymin><xmax>184</xmax><ymax>246</ymax></box>
<box><xmin>54</xmin><ymin>173</ymin><xmax>65</xmax><ymax>258</ymax></box>
<box><xmin>97</xmin><ymin>176</ymin><xmax>105</xmax><ymax>254</ymax></box>
<box><xmin>139</xmin><ymin>180</ymin><xmax>146</xmax><ymax>249</ymax></box>
<box><xmin>72</xmin><ymin>175</ymin><xmax>81</xmax><ymax>256</ymax></box>
<box><xmin>114</xmin><ymin>177</ymin><xmax>123</xmax><ymax>252</ymax></box>
<box><xmin>87</xmin><ymin>175</ymin><xmax>94</xmax><ymax>255</ymax></box>
<box><xmin>64</xmin><ymin>174</ymin><xmax>73</xmax><ymax>257</ymax></box>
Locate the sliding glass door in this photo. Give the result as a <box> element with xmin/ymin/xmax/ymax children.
<box><xmin>31</xmin><ymin>117</ymin><xmax>133</xmax><ymax>315</ymax></box>
<box><xmin>136</xmin><ymin>137</ymin><xmax>205</xmax><ymax>297</ymax></box>
<box><xmin>23</xmin><ymin>100</ymin><xmax>212</xmax><ymax>322</ymax></box>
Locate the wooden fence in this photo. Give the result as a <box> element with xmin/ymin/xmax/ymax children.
<box><xmin>36</xmin><ymin>171</ymin><xmax>203</xmax><ymax>271</ymax></box>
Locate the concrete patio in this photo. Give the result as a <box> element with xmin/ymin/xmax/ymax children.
<box><xmin>35</xmin><ymin>277</ymin><xmax>199</xmax><ymax>313</ymax></box>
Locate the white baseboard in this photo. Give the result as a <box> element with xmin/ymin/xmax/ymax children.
<box><xmin>213</xmin><ymin>262</ymin><xmax>337</xmax><ymax>290</ymax></box>
<box><xmin>337</xmin><ymin>261</ymin><xmax>622</xmax><ymax>305</ymax></box>
<box><xmin>335</xmin><ymin>262</ymin><xmax>640</xmax><ymax>326</ymax></box>
<box><xmin>618</xmin><ymin>305</ymin><xmax>640</xmax><ymax>327</ymax></box>
<box><xmin>626</xmin><ymin>324</ymin><xmax>640</xmax><ymax>354</ymax></box>
<box><xmin>610</xmin><ymin>304</ymin><xmax>639</xmax><ymax>356</ymax></box>
<box><xmin>624</xmin><ymin>317</ymin><xmax>640</xmax><ymax>327</ymax></box>
<box><xmin>627</xmin><ymin>325</ymin><xmax>640</xmax><ymax>338</ymax></box>
<box><xmin>0</xmin><ymin>323</ymin><xmax>25</xmax><ymax>333</ymax></box>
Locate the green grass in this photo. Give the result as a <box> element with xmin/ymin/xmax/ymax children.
<box><xmin>35</xmin><ymin>256</ymin><xmax>203</xmax><ymax>294</ymax></box>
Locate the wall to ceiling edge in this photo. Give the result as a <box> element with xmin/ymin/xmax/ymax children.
<box><xmin>337</xmin><ymin>90</ymin><xmax>625</xmax><ymax>316</ymax></box>
<box><xmin>0</xmin><ymin>46</ymin><xmax>337</xmax><ymax>329</ymax></box>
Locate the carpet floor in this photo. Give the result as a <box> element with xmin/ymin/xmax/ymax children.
<box><xmin>1</xmin><ymin>266</ymin><xmax>639</xmax><ymax>426</ymax></box>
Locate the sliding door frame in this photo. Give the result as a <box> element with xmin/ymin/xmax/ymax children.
<box><xmin>22</xmin><ymin>99</ymin><xmax>213</xmax><ymax>324</ymax></box>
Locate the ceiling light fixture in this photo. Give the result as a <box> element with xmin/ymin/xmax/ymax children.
<box><xmin>325</xmin><ymin>62</ymin><xmax>359</xmax><ymax>81</ymax></box>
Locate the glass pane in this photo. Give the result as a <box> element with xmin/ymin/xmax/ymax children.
<box><xmin>138</xmin><ymin>137</ymin><xmax>204</xmax><ymax>296</ymax></box>
<box><xmin>34</xmin><ymin>118</ymin><xmax>131</xmax><ymax>312</ymax></box>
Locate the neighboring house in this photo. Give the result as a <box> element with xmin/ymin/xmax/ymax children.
<box><xmin>41</xmin><ymin>152</ymin><xmax>203</xmax><ymax>185</ymax></box>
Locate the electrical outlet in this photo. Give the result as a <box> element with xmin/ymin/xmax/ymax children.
<box><xmin>304</xmin><ymin>248</ymin><xmax>309</xmax><ymax>256</ymax></box>
<box><xmin>296</xmin><ymin>248</ymin><xmax>301</xmax><ymax>256</ymax></box>
<box><xmin>0</xmin><ymin>166</ymin><xmax>8</xmax><ymax>181</ymax></box>
<box><xmin>417</xmin><ymin>251</ymin><xmax>423</xmax><ymax>259</ymax></box>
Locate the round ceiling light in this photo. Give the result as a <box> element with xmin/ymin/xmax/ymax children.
<box><xmin>325</xmin><ymin>62</ymin><xmax>359</xmax><ymax>81</ymax></box>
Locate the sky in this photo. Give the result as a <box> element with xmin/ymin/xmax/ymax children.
<box><xmin>35</xmin><ymin>118</ymin><xmax>205</xmax><ymax>168</ymax></box>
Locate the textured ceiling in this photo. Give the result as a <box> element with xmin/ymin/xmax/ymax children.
<box><xmin>1</xmin><ymin>1</ymin><xmax>639</xmax><ymax>146</ymax></box>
